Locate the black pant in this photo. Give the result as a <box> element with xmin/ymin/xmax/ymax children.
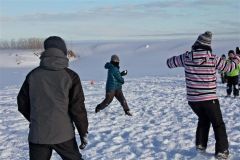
<box><xmin>29</xmin><ymin>138</ymin><xmax>83</xmax><ymax>160</ymax></box>
<box><xmin>188</xmin><ymin>99</ymin><xmax>229</xmax><ymax>154</ymax></box>
<box><xmin>227</xmin><ymin>76</ymin><xmax>239</xmax><ymax>96</ymax></box>
<box><xmin>98</xmin><ymin>89</ymin><xmax>129</xmax><ymax>111</ymax></box>
<box><xmin>220</xmin><ymin>73</ymin><xmax>227</xmax><ymax>84</ymax></box>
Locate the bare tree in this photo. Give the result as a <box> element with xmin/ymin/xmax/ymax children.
<box><xmin>0</xmin><ymin>38</ymin><xmax>44</xmax><ymax>49</ymax></box>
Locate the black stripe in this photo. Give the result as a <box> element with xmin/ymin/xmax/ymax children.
<box><xmin>187</xmin><ymin>86</ymin><xmax>216</xmax><ymax>90</ymax></box>
<box><xmin>184</xmin><ymin>63</ymin><xmax>215</xmax><ymax>68</ymax></box>
<box><xmin>186</xmin><ymin>78</ymin><xmax>216</xmax><ymax>83</ymax></box>
<box><xmin>222</xmin><ymin>62</ymin><xmax>228</xmax><ymax>71</ymax></box>
<box><xmin>187</xmin><ymin>92</ymin><xmax>216</xmax><ymax>96</ymax></box>
<box><xmin>180</xmin><ymin>54</ymin><xmax>184</xmax><ymax>66</ymax></box>
<box><xmin>192</xmin><ymin>57</ymin><xmax>214</xmax><ymax>60</ymax></box>
<box><xmin>216</xmin><ymin>58</ymin><xmax>222</xmax><ymax>69</ymax></box>
<box><xmin>193</xmin><ymin>57</ymin><xmax>205</xmax><ymax>60</ymax></box>
<box><xmin>232</xmin><ymin>61</ymin><xmax>237</xmax><ymax>70</ymax></box>
<box><xmin>173</xmin><ymin>56</ymin><xmax>177</xmax><ymax>67</ymax></box>
<box><xmin>229</xmin><ymin>62</ymin><xmax>232</xmax><ymax>72</ymax></box>
<box><xmin>167</xmin><ymin>59</ymin><xmax>171</xmax><ymax>68</ymax></box>
<box><xmin>185</xmin><ymin>71</ymin><xmax>216</xmax><ymax>75</ymax></box>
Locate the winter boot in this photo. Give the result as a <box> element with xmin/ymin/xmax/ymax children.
<box><xmin>225</xmin><ymin>94</ymin><xmax>231</xmax><ymax>97</ymax></box>
<box><xmin>215</xmin><ymin>150</ymin><xmax>229</xmax><ymax>159</ymax></box>
<box><xmin>124</xmin><ymin>110</ymin><xmax>132</xmax><ymax>116</ymax></box>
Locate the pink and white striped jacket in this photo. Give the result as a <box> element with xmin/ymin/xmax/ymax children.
<box><xmin>167</xmin><ymin>50</ymin><xmax>240</xmax><ymax>102</ymax></box>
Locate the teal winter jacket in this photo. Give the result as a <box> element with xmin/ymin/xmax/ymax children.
<box><xmin>105</xmin><ymin>62</ymin><xmax>124</xmax><ymax>92</ymax></box>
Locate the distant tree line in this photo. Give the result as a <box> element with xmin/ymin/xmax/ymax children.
<box><xmin>0</xmin><ymin>38</ymin><xmax>44</xmax><ymax>49</ymax></box>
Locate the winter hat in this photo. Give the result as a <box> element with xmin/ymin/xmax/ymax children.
<box><xmin>228</xmin><ymin>50</ymin><xmax>235</xmax><ymax>55</ymax></box>
<box><xmin>44</xmin><ymin>36</ymin><xmax>67</xmax><ymax>55</ymax></box>
<box><xmin>111</xmin><ymin>54</ymin><xmax>120</xmax><ymax>62</ymax></box>
<box><xmin>193</xmin><ymin>31</ymin><xmax>212</xmax><ymax>48</ymax></box>
<box><xmin>236</xmin><ymin>47</ymin><xmax>240</xmax><ymax>55</ymax></box>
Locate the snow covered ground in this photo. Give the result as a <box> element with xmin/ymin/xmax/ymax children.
<box><xmin>0</xmin><ymin>77</ymin><xmax>239</xmax><ymax>160</ymax></box>
<box><xmin>0</xmin><ymin>39</ymin><xmax>239</xmax><ymax>159</ymax></box>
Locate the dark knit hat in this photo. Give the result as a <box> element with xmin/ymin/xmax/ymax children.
<box><xmin>193</xmin><ymin>31</ymin><xmax>212</xmax><ymax>48</ymax></box>
<box><xmin>236</xmin><ymin>47</ymin><xmax>240</xmax><ymax>55</ymax></box>
<box><xmin>44</xmin><ymin>36</ymin><xmax>67</xmax><ymax>55</ymax></box>
<box><xmin>111</xmin><ymin>54</ymin><xmax>120</xmax><ymax>62</ymax></box>
<box><xmin>221</xmin><ymin>54</ymin><xmax>226</xmax><ymax>58</ymax></box>
<box><xmin>228</xmin><ymin>50</ymin><xmax>234</xmax><ymax>55</ymax></box>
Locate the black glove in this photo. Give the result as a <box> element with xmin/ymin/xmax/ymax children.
<box><xmin>79</xmin><ymin>134</ymin><xmax>88</xmax><ymax>149</ymax></box>
<box><xmin>121</xmin><ymin>70</ymin><xmax>128</xmax><ymax>76</ymax></box>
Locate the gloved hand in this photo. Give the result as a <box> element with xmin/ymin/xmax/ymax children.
<box><xmin>121</xmin><ymin>70</ymin><xmax>128</xmax><ymax>76</ymax></box>
<box><xmin>79</xmin><ymin>134</ymin><xmax>88</xmax><ymax>149</ymax></box>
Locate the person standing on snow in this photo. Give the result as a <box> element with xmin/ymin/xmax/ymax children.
<box><xmin>225</xmin><ymin>50</ymin><xmax>240</xmax><ymax>97</ymax></box>
<box><xmin>17</xmin><ymin>36</ymin><xmax>88</xmax><ymax>160</ymax></box>
<box><xmin>166</xmin><ymin>31</ymin><xmax>240</xmax><ymax>159</ymax></box>
<box><xmin>95</xmin><ymin>55</ymin><xmax>132</xmax><ymax>116</ymax></box>
<box><xmin>236</xmin><ymin>47</ymin><xmax>240</xmax><ymax>89</ymax></box>
<box><xmin>219</xmin><ymin>54</ymin><xmax>227</xmax><ymax>84</ymax></box>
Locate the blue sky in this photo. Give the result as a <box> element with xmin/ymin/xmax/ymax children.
<box><xmin>0</xmin><ymin>0</ymin><xmax>239</xmax><ymax>40</ymax></box>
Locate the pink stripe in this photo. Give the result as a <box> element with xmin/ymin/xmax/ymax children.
<box><xmin>187</xmin><ymin>95</ymin><xmax>218</xmax><ymax>101</ymax></box>
<box><xmin>187</xmin><ymin>84</ymin><xmax>216</xmax><ymax>88</ymax></box>
<box><xmin>185</xmin><ymin>68</ymin><xmax>215</xmax><ymax>72</ymax></box>
<box><xmin>193</xmin><ymin>53</ymin><xmax>208</xmax><ymax>56</ymax></box>
<box><xmin>185</xmin><ymin>69</ymin><xmax>216</xmax><ymax>74</ymax></box>
<box><xmin>184</xmin><ymin>61</ymin><xmax>215</xmax><ymax>66</ymax></box>
<box><xmin>204</xmin><ymin>62</ymin><xmax>215</xmax><ymax>65</ymax></box>
<box><xmin>176</xmin><ymin>56</ymin><xmax>182</xmax><ymax>66</ymax></box>
<box><xmin>186</xmin><ymin>76</ymin><xmax>216</xmax><ymax>81</ymax></box>
<box><xmin>186</xmin><ymin>82</ymin><xmax>216</xmax><ymax>86</ymax></box>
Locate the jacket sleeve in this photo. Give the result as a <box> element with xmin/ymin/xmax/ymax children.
<box><xmin>113</xmin><ymin>68</ymin><xmax>124</xmax><ymax>84</ymax></box>
<box><xmin>17</xmin><ymin>77</ymin><xmax>30</xmax><ymax>121</ymax></box>
<box><xmin>167</xmin><ymin>53</ymin><xmax>185</xmax><ymax>68</ymax></box>
<box><xmin>68</xmin><ymin>73</ymin><xmax>88</xmax><ymax>138</ymax></box>
<box><xmin>215</xmin><ymin>56</ymin><xmax>240</xmax><ymax>72</ymax></box>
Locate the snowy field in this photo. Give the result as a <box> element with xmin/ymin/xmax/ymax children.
<box><xmin>0</xmin><ymin>77</ymin><xmax>240</xmax><ymax>160</ymax></box>
<box><xmin>0</xmin><ymin>39</ymin><xmax>239</xmax><ymax>159</ymax></box>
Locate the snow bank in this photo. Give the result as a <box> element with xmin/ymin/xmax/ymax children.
<box><xmin>1</xmin><ymin>38</ymin><xmax>238</xmax><ymax>84</ymax></box>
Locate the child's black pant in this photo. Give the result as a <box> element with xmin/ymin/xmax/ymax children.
<box><xmin>220</xmin><ymin>73</ymin><xmax>227</xmax><ymax>84</ymax></box>
<box><xmin>97</xmin><ymin>89</ymin><xmax>129</xmax><ymax>111</ymax></box>
<box><xmin>226</xmin><ymin>76</ymin><xmax>239</xmax><ymax>96</ymax></box>
<box><xmin>29</xmin><ymin>138</ymin><xmax>83</xmax><ymax>160</ymax></box>
<box><xmin>188</xmin><ymin>99</ymin><xmax>229</xmax><ymax>154</ymax></box>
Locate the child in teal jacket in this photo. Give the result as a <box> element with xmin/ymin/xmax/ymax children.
<box><xmin>95</xmin><ymin>55</ymin><xmax>132</xmax><ymax>116</ymax></box>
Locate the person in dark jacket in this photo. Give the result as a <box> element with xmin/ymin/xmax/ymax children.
<box><xmin>17</xmin><ymin>36</ymin><xmax>88</xmax><ymax>160</ymax></box>
<box><xmin>167</xmin><ymin>31</ymin><xmax>240</xmax><ymax>159</ymax></box>
<box><xmin>95</xmin><ymin>55</ymin><xmax>132</xmax><ymax>116</ymax></box>
<box><xmin>236</xmin><ymin>47</ymin><xmax>240</xmax><ymax>56</ymax></box>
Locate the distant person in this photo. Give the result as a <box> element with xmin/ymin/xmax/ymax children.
<box><xmin>166</xmin><ymin>31</ymin><xmax>240</xmax><ymax>159</ymax></box>
<box><xmin>219</xmin><ymin>54</ymin><xmax>227</xmax><ymax>83</ymax></box>
<box><xmin>236</xmin><ymin>46</ymin><xmax>240</xmax><ymax>56</ymax></box>
<box><xmin>95</xmin><ymin>55</ymin><xmax>132</xmax><ymax>116</ymax></box>
<box><xmin>17</xmin><ymin>36</ymin><xmax>88</xmax><ymax>160</ymax></box>
<box><xmin>236</xmin><ymin>47</ymin><xmax>240</xmax><ymax>88</ymax></box>
<box><xmin>225</xmin><ymin>50</ymin><xmax>240</xmax><ymax>97</ymax></box>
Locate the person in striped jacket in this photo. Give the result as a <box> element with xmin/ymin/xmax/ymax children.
<box><xmin>166</xmin><ymin>31</ymin><xmax>240</xmax><ymax>159</ymax></box>
<box><xmin>225</xmin><ymin>50</ymin><xmax>240</xmax><ymax>97</ymax></box>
